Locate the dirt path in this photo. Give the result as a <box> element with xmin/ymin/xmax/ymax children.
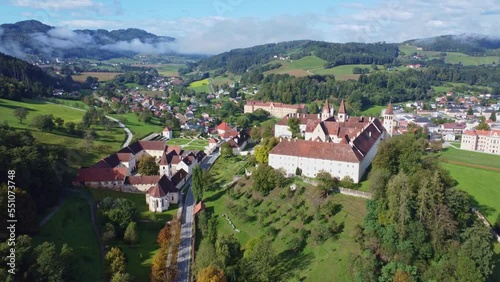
<box><xmin>439</xmin><ymin>159</ymin><xmax>500</xmax><ymax>172</ymax></box>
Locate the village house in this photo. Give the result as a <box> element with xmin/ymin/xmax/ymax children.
<box><xmin>145</xmin><ymin>175</ymin><xmax>180</xmax><ymax>212</ymax></box>
<box><xmin>268</xmin><ymin>101</ymin><xmax>392</xmax><ymax>183</ymax></box>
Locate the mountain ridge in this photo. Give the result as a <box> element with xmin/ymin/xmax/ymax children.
<box><xmin>0</xmin><ymin>20</ymin><xmax>176</xmax><ymax>60</ymax></box>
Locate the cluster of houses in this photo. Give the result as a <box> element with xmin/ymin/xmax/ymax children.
<box><xmin>73</xmin><ymin>140</ymin><xmax>206</xmax><ymax>212</ymax></box>
<box><xmin>381</xmin><ymin>101</ymin><xmax>499</xmax><ymax>142</ymax></box>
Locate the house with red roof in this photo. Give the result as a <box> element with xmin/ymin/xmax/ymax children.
<box><xmin>269</xmin><ymin>102</ymin><xmax>392</xmax><ymax>183</ymax></box>
<box><xmin>461</xmin><ymin>128</ymin><xmax>500</xmax><ymax>154</ymax></box>
<box><xmin>217</xmin><ymin>121</ymin><xmax>238</xmax><ymax>140</ymax></box>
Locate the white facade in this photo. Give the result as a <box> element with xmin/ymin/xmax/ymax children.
<box><xmin>162</xmin><ymin>129</ymin><xmax>173</xmax><ymax>139</ymax></box>
<box><xmin>269</xmin><ymin>154</ymin><xmax>362</xmax><ymax>182</ymax></box>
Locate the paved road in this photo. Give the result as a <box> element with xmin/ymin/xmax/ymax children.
<box><xmin>175</xmin><ymin>185</ymin><xmax>195</xmax><ymax>282</ymax></box>
<box><xmin>45</xmin><ymin>102</ymin><xmax>134</xmax><ymax>148</ymax></box>
<box><xmin>105</xmin><ymin>115</ymin><xmax>133</xmax><ymax>148</ymax></box>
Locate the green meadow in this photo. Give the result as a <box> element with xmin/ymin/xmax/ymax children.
<box><xmin>0</xmin><ymin>98</ymin><xmax>124</xmax><ymax>166</ymax></box>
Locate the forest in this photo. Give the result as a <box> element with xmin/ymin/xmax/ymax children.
<box><xmin>351</xmin><ymin>132</ymin><xmax>496</xmax><ymax>281</ymax></box>
<box><xmin>195</xmin><ymin>41</ymin><xmax>399</xmax><ymax>74</ymax></box>
<box><xmin>406</xmin><ymin>35</ymin><xmax>500</xmax><ymax>56</ymax></box>
<box><xmin>0</xmin><ymin>52</ymin><xmax>75</xmax><ymax>100</ymax></box>
<box><xmin>249</xmin><ymin>64</ymin><xmax>500</xmax><ymax>114</ymax></box>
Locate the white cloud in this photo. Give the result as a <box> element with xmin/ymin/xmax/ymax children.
<box><xmin>32</xmin><ymin>27</ymin><xmax>93</xmax><ymax>48</ymax></box>
<box><xmin>11</xmin><ymin>0</ymin><xmax>95</xmax><ymax>10</ymax></box>
<box><xmin>22</xmin><ymin>0</ymin><xmax>500</xmax><ymax>55</ymax></box>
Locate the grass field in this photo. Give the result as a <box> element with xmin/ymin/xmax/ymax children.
<box><xmin>360</xmin><ymin>105</ymin><xmax>385</xmax><ymax>117</ymax></box>
<box><xmin>88</xmin><ymin>188</ymin><xmax>178</xmax><ymax>281</ymax></box>
<box><xmin>188</xmin><ymin>78</ymin><xmax>211</xmax><ymax>93</ymax></box>
<box><xmin>167</xmin><ymin>138</ymin><xmax>208</xmax><ymax>151</ymax></box>
<box><xmin>0</xmin><ymin>98</ymin><xmax>124</xmax><ymax>166</ymax></box>
<box><xmin>110</xmin><ymin>112</ymin><xmax>164</xmax><ymax>139</ymax></box>
<box><xmin>262</xmin><ymin>56</ymin><xmax>381</xmax><ymax>80</ymax></box>
<box><xmin>399</xmin><ymin>45</ymin><xmax>500</xmax><ymax>66</ymax></box>
<box><xmin>155</xmin><ymin>64</ymin><xmax>184</xmax><ymax>77</ymax></box>
<box><xmin>441</xmin><ymin>163</ymin><xmax>500</xmax><ymax>223</ymax></box>
<box><xmin>211</xmin><ymin>74</ymin><xmax>242</xmax><ymax>86</ymax></box>
<box><xmin>72</xmin><ymin>72</ymin><xmax>122</xmax><ymax>82</ymax></box>
<box><xmin>198</xmin><ymin>156</ymin><xmax>367</xmax><ymax>281</ymax></box>
<box><xmin>34</xmin><ymin>195</ymin><xmax>104</xmax><ymax>282</ymax></box>
<box><xmin>438</xmin><ymin>147</ymin><xmax>500</xmax><ymax>170</ymax></box>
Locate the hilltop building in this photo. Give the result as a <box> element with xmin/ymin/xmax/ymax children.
<box><xmin>244</xmin><ymin>100</ymin><xmax>306</xmax><ymax>118</ymax></box>
<box><xmin>269</xmin><ymin>101</ymin><xmax>393</xmax><ymax>183</ymax></box>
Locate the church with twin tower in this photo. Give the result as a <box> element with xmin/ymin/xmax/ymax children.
<box><xmin>269</xmin><ymin>100</ymin><xmax>394</xmax><ymax>183</ymax></box>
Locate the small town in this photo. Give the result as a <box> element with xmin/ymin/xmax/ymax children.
<box><xmin>1</xmin><ymin>2</ymin><xmax>500</xmax><ymax>282</ymax></box>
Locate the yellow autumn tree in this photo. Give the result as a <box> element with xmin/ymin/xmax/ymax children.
<box><xmin>197</xmin><ymin>265</ymin><xmax>226</xmax><ymax>282</ymax></box>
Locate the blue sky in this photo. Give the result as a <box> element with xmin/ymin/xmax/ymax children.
<box><xmin>2</xmin><ymin>0</ymin><xmax>500</xmax><ymax>54</ymax></box>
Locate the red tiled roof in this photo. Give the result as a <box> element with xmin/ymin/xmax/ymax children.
<box><xmin>138</xmin><ymin>141</ymin><xmax>167</xmax><ymax>151</ymax></box>
<box><xmin>442</xmin><ymin>123</ymin><xmax>466</xmax><ymax>129</ymax></box>
<box><xmin>194</xmin><ymin>201</ymin><xmax>206</xmax><ymax>215</ymax></box>
<box><xmin>124</xmin><ymin>175</ymin><xmax>160</xmax><ymax>185</ymax></box>
<box><xmin>270</xmin><ymin>139</ymin><xmax>362</xmax><ymax>162</ymax></box>
<box><xmin>338</xmin><ymin>99</ymin><xmax>347</xmax><ymax>114</ymax></box>
<box><xmin>217</xmin><ymin>122</ymin><xmax>233</xmax><ymax>132</ymax></box>
<box><xmin>163</xmin><ymin>127</ymin><xmax>171</xmax><ymax>132</ymax></box>
<box><xmin>322</xmin><ymin>99</ymin><xmax>330</xmax><ymax>113</ymax></box>
<box><xmin>116</xmin><ymin>153</ymin><xmax>133</xmax><ymax>162</ymax></box>
<box><xmin>209</xmin><ymin>138</ymin><xmax>218</xmax><ymax>144</ymax></box>
<box><xmin>220</xmin><ymin>131</ymin><xmax>238</xmax><ymax>139</ymax></box>
<box><xmin>74</xmin><ymin>167</ymin><xmax>128</xmax><ymax>182</ymax></box>
<box><xmin>270</xmin><ymin>119</ymin><xmax>384</xmax><ymax>163</ymax></box>
<box><xmin>147</xmin><ymin>175</ymin><xmax>177</xmax><ymax>197</ymax></box>
<box><xmin>385</xmin><ymin>103</ymin><xmax>394</xmax><ymax>115</ymax></box>
<box><xmin>171</xmin><ymin>169</ymin><xmax>188</xmax><ymax>187</ymax></box>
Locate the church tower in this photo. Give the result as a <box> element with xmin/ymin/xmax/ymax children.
<box><xmin>321</xmin><ymin>99</ymin><xmax>334</xmax><ymax>121</ymax></box>
<box><xmin>383</xmin><ymin>102</ymin><xmax>394</xmax><ymax>137</ymax></box>
<box><xmin>337</xmin><ymin>99</ymin><xmax>348</xmax><ymax>122</ymax></box>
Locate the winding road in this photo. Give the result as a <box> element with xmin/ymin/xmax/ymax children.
<box><xmin>45</xmin><ymin>101</ymin><xmax>134</xmax><ymax>148</ymax></box>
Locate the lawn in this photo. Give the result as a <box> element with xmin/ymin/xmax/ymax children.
<box><xmin>155</xmin><ymin>63</ymin><xmax>185</xmax><ymax>77</ymax></box>
<box><xmin>441</xmin><ymin>163</ymin><xmax>500</xmax><ymax>223</ymax></box>
<box><xmin>167</xmin><ymin>138</ymin><xmax>208</xmax><ymax>150</ymax></box>
<box><xmin>437</xmin><ymin>147</ymin><xmax>500</xmax><ymax>170</ymax></box>
<box><xmin>188</xmin><ymin>78</ymin><xmax>211</xmax><ymax>93</ymax></box>
<box><xmin>72</xmin><ymin>72</ymin><xmax>122</xmax><ymax>82</ymax></box>
<box><xmin>34</xmin><ymin>195</ymin><xmax>104</xmax><ymax>282</ymax></box>
<box><xmin>198</xmin><ymin>156</ymin><xmax>367</xmax><ymax>281</ymax></box>
<box><xmin>360</xmin><ymin>105</ymin><xmax>385</xmax><ymax>117</ymax></box>
<box><xmin>87</xmin><ymin>188</ymin><xmax>178</xmax><ymax>281</ymax></box>
<box><xmin>0</xmin><ymin>98</ymin><xmax>124</xmax><ymax>166</ymax></box>
<box><xmin>109</xmin><ymin>112</ymin><xmax>164</xmax><ymax>140</ymax></box>
<box><xmin>211</xmin><ymin>74</ymin><xmax>242</xmax><ymax>86</ymax></box>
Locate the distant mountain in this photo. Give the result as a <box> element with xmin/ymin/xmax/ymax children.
<box><xmin>404</xmin><ymin>34</ymin><xmax>500</xmax><ymax>56</ymax></box>
<box><xmin>194</xmin><ymin>40</ymin><xmax>400</xmax><ymax>75</ymax></box>
<box><xmin>0</xmin><ymin>20</ymin><xmax>176</xmax><ymax>60</ymax></box>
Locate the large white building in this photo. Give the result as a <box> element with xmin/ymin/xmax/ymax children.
<box><xmin>269</xmin><ymin>101</ymin><xmax>393</xmax><ymax>183</ymax></box>
<box><xmin>461</xmin><ymin>128</ymin><xmax>500</xmax><ymax>155</ymax></box>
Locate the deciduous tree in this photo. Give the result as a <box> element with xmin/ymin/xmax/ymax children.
<box><xmin>197</xmin><ymin>266</ymin><xmax>226</xmax><ymax>282</ymax></box>
<box><xmin>14</xmin><ymin>107</ymin><xmax>28</xmax><ymax>123</ymax></box>
<box><xmin>124</xmin><ymin>221</ymin><xmax>138</xmax><ymax>246</ymax></box>
<box><xmin>105</xmin><ymin>247</ymin><xmax>126</xmax><ymax>275</ymax></box>
<box><xmin>138</xmin><ymin>155</ymin><xmax>159</xmax><ymax>176</ymax></box>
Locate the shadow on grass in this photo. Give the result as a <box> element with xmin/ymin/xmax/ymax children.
<box><xmin>204</xmin><ymin>189</ymin><xmax>227</xmax><ymax>203</ymax></box>
<box><xmin>470</xmin><ymin>196</ymin><xmax>496</xmax><ymax>218</ymax></box>
<box><xmin>275</xmin><ymin>250</ymin><xmax>315</xmax><ymax>280</ymax></box>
